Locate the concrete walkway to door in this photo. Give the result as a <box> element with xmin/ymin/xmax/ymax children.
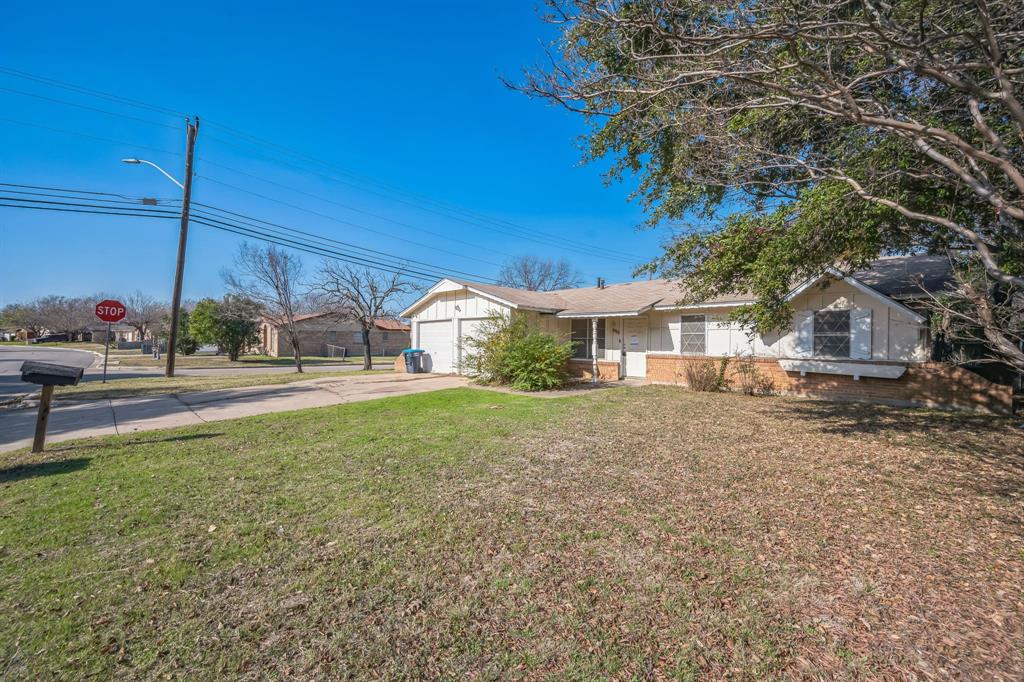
<box><xmin>0</xmin><ymin>373</ymin><xmax>467</xmax><ymax>453</ymax></box>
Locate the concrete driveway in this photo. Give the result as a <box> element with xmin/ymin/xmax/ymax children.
<box><xmin>0</xmin><ymin>373</ymin><xmax>467</xmax><ymax>453</ymax></box>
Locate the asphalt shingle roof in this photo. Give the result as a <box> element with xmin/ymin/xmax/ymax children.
<box><xmin>447</xmin><ymin>255</ymin><xmax>952</xmax><ymax>316</ymax></box>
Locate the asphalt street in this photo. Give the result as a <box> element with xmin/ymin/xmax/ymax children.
<box><xmin>0</xmin><ymin>346</ymin><xmax>389</xmax><ymax>399</ymax></box>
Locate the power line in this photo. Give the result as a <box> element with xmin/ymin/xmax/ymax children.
<box><xmin>0</xmin><ymin>65</ymin><xmax>647</xmax><ymax>266</ymax></box>
<box><xmin>189</xmin><ymin>204</ymin><xmax>496</xmax><ymax>282</ymax></box>
<box><xmin>200</xmin><ymin>128</ymin><xmax>647</xmax><ymax>262</ymax></box>
<box><xmin>0</xmin><ymin>108</ymin><xmax>615</xmax><ymax>276</ymax></box>
<box><xmin>196</xmin><ymin>173</ymin><xmax>512</xmax><ymax>270</ymax></box>
<box><xmin>0</xmin><ymin>196</ymin><xmax>442</xmax><ymax>281</ymax></box>
<box><xmin>0</xmin><ymin>186</ymin><xmax>178</xmax><ymax>205</ymax></box>
<box><xmin>0</xmin><ymin>194</ymin><xmax>182</xmax><ymax>216</ymax></box>
<box><xmin>0</xmin><ymin>85</ymin><xmax>180</xmax><ymax>131</ymax></box>
<box><xmin>0</xmin><ymin>117</ymin><xmax>183</xmax><ymax>157</ymax></box>
<box><xmin>0</xmin><ymin>182</ymin><xmax>497</xmax><ymax>280</ymax></box>
<box><xmin>196</xmin><ymin>154</ymin><xmax>628</xmax><ymax>269</ymax></box>
<box><xmin>200</xmin><ymin>138</ymin><xmax>640</xmax><ymax>265</ymax></box>
<box><xmin>0</xmin><ymin>189</ymin><xmax>493</xmax><ymax>283</ymax></box>
<box><xmin>0</xmin><ymin>65</ymin><xmax>186</xmax><ymax>118</ymax></box>
<box><xmin>0</xmin><ymin>201</ymin><xmax>179</xmax><ymax>220</ymax></box>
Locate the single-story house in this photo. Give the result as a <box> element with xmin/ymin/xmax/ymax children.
<box><xmin>400</xmin><ymin>255</ymin><xmax>1015</xmax><ymax>413</ymax></box>
<box><xmin>259</xmin><ymin>313</ymin><xmax>411</xmax><ymax>358</ymax></box>
<box><xmin>87</xmin><ymin>323</ymin><xmax>141</xmax><ymax>344</ymax></box>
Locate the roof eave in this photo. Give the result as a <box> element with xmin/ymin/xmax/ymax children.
<box><xmin>556</xmin><ymin>304</ymin><xmax>655</xmax><ymax>319</ymax></box>
<box><xmin>786</xmin><ymin>267</ymin><xmax>927</xmax><ymax>323</ymax></box>
<box><xmin>652</xmin><ymin>300</ymin><xmax>753</xmax><ymax>311</ymax></box>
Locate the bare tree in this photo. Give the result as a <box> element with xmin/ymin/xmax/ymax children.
<box><xmin>497</xmin><ymin>256</ymin><xmax>583</xmax><ymax>291</ymax></box>
<box><xmin>223</xmin><ymin>243</ymin><xmax>307</xmax><ymax>373</ymax></box>
<box><xmin>34</xmin><ymin>296</ymin><xmax>93</xmax><ymax>338</ymax></box>
<box><xmin>0</xmin><ymin>302</ymin><xmax>43</xmax><ymax>336</ymax></box>
<box><xmin>122</xmin><ymin>291</ymin><xmax>168</xmax><ymax>342</ymax></box>
<box><xmin>518</xmin><ymin>0</ymin><xmax>1024</xmax><ymax>371</ymax></box>
<box><xmin>313</xmin><ymin>263</ymin><xmax>417</xmax><ymax>370</ymax></box>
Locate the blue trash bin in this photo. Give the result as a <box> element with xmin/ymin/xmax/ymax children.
<box><xmin>402</xmin><ymin>349</ymin><xmax>425</xmax><ymax>373</ymax></box>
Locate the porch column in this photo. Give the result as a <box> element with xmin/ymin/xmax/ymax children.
<box><xmin>591</xmin><ymin>317</ymin><xmax>599</xmax><ymax>383</ymax></box>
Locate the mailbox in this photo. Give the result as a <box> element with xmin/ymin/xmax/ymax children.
<box><xmin>20</xmin><ymin>361</ymin><xmax>85</xmax><ymax>453</ymax></box>
<box><xmin>20</xmin><ymin>361</ymin><xmax>85</xmax><ymax>387</ymax></box>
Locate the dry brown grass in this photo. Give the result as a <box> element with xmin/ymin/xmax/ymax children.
<box><xmin>461</xmin><ymin>386</ymin><xmax>1024</xmax><ymax>678</ymax></box>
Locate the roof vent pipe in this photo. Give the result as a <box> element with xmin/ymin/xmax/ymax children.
<box><xmin>597</xmin><ymin>277</ymin><xmax>605</xmax><ymax>289</ymax></box>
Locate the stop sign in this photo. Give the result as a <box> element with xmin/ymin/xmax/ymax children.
<box><xmin>95</xmin><ymin>299</ymin><xmax>127</xmax><ymax>323</ymax></box>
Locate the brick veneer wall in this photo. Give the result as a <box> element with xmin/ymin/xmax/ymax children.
<box><xmin>645</xmin><ymin>354</ymin><xmax>1014</xmax><ymax>414</ymax></box>
<box><xmin>274</xmin><ymin>329</ymin><xmax>410</xmax><ymax>358</ymax></box>
<box><xmin>567</xmin><ymin>359</ymin><xmax>622</xmax><ymax>381</ymax></box>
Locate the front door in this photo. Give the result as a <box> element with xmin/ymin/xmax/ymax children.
<box><xmin>623</xmin><ymin>318</ymin><xmax>648</xmax><ymax>377</ymax></box>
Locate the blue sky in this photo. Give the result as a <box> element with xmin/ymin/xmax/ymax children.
<box><xmin>0</xmin><ymin>1</ymin><xmax>669</xmax><ymax>310</ymax></box>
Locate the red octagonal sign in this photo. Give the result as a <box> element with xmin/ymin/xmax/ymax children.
<box><xmin>95</xmin><ymin>299</ymin><xmax>127</xmax><ymax>323</ymax></box>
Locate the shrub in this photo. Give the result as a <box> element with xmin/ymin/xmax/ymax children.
<box><xmin>462</xmin><ymin>312</ymin><xmax>574</xmax><ymax>391</ymax></box>
<box><xmin>683</xmin><ymin>356</ymin><xmax>730</xmax><ymax>392</ymax></box>
<box><xmin>734</xmin><ymin>355</ymin><xmax>776</xmax><ymax>396</ymax></box>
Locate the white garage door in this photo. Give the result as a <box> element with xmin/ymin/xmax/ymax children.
<box><xmin>418</xmin><ymin>320</ymin><xmax>453</xmax><ymax>373</ymax></box>
<box><xmin>457</xmin><ymin>318</ymin><xmax>489</xmax><ymax>373</ymax></box>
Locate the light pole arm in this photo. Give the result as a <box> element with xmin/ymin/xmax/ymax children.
<box><xmin>136</xmin><ymin>160</ymin><xmax>184</xmax><ymax>189</ymax></box>
<box><xmin>122</xmin><ymin>158</ymin><xmax>184</xmax><ymax>189</ymax></box>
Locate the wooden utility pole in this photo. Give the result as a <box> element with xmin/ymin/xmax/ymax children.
<box><xmin>165</xmin><ymin>117</ymin><xmax>199</xmax><ymax>378</ymax></box>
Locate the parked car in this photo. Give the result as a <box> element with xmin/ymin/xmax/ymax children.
<box><xmin>31</xmin><ymin>334</ymin><xmax>70</xmax><ymax>344</ymax></box>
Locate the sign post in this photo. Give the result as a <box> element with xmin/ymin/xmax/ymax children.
<box><xmin>95</xmin><ymin>299</ymin><xmax>127</xmax><ymax>383</ymax></box>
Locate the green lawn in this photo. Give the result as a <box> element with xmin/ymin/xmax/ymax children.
<box><xmin>53</xmin><ymin>370</ymin><xmax>388</xmax><ymax>402</ymax></box>
<box><xmin>1</xmin><ymin>387</ymin><xmax>1021</xmax><ymax>678</ymax></box>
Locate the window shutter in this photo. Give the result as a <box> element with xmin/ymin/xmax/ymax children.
<box><xmin>793</xmin><ymin>311</ymin><xmax>813</xmax><ymax>357</ymax></box>
<box><xmin>850</xmin><ymin>309</ymin><xmax>872</xmax><ymax>360</ymax></box>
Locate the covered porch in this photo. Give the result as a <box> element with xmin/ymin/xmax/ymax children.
<box><xmin>562</xmin><ymin>314</ymin><xmax>653</xmax><ymax>382</ymax></box>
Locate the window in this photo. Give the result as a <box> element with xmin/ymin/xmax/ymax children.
<box><xmin>679</xmin><ymin>314</ymin><xmax>706</xmax><ymax>354</ymax></box>
<box><xmin>570</xmin><ymin>318</ymin><xmax>605</xmax><ymax>359</ymax></box>
<box><xmin>813</xmin><ymin>310</ymin><xmax>851</xmax><ymax>357</ymax></box>
<box><xmin>327</xmin><ymin>331</ymin><xmax>337</xmax><ymax>343</ymax></box>
<box><xmin>382</xmin><ymin>331</ymin><xmax>390</xmax><ymax>341</ymax></box>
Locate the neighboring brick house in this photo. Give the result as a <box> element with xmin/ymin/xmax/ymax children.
<box><xmin>401</xmin><ymin>255</ymin><xmax>1018</xmax><ymax>414</ymax></box>
<box><xmin>259</xmin><ymin>312</ymin><xmax>410</xmax><ymax>358</ymax></box>
<box><xmin>87</xmin><ymin>323</ymin><xmax>141</xmax><ymax>344</ymax></box>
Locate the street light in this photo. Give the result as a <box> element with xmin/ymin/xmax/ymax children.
<box><xmin>121</xmin><ymin>116</ymin><xmax>199</xmax><ymax>378</ymax></box>
<box><xmin>120</xmin><ymin>158</ymin><xmax>184</xmax><ymax>189</ymax></box>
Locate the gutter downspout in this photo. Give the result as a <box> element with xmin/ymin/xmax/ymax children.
<box><xmin>591</xmin><ymin>317</ymin><xmax>599</xmax><ymax>383</ymax></box>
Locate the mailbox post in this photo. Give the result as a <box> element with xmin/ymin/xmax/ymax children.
<box><xmin>20</xmin><ymin>361</ymin><xmax>85</xmax><ymax>453</ymax></box>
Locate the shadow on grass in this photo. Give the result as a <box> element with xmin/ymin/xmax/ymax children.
<box><xmin>0</xmin><ymin>457</ymin><xmax>90</xmax><ymax>483</ymax></box>
<box><xmin>48</xmin><ymin>432</ymin><xmax>225</xmax><ymax>453</ymax></box>
<box><xmin>777</xmin><ymin>399</ymin><xmax>1023</xmax><ymax>460</ymax></box>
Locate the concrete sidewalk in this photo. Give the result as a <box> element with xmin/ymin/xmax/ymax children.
<box><xmin>0</xmin><ymin>374</ymin><xmax>467</xmax><ymax>453</ymax></box>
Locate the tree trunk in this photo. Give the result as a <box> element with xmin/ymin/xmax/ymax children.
<box><xmin>288</xmin><ymin>327</ymin><xmax>304</xmax><ymax>373</ymax></box>
<box><xmin>361</xmin><ymin>326</ymin><xmax>372</xmax><ymax>371</ymax></box>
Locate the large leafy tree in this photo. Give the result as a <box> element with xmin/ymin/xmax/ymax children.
<box><xmin>519</xmin><ymin>0</ymin><xmax>1024</xmax><ymax>369</ymax></box>
<box><xmin>189</xmin><ymin>296</ymin><xmax>261</xmax><ymax>361</ymax></box>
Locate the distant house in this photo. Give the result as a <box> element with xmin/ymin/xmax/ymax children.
<box><xmin>87</xmin><ymin>323</ymin><xmax>141</xmax><ymax>344</ymax></box>
<box><xmin>259</xmin><ymin>312</ymin><xmax>410</xmax><ymax>358</ymax></box>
